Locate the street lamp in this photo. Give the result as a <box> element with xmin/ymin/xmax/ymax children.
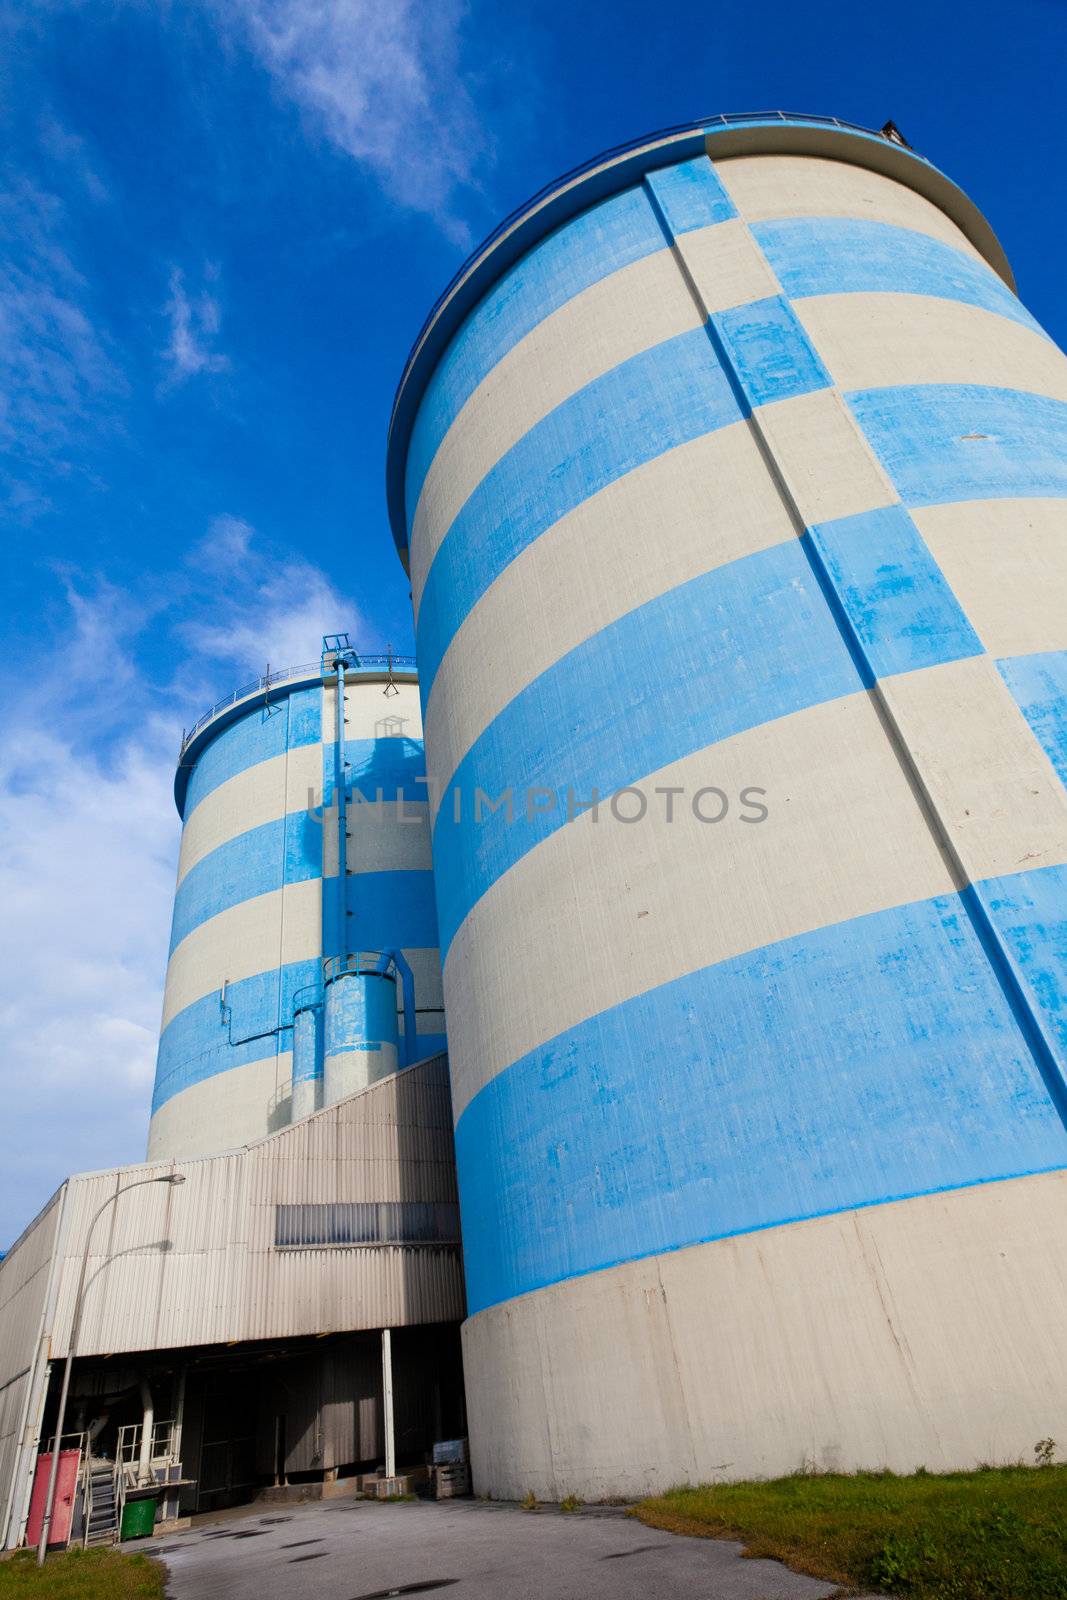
<box><xmin>36</xmin><ymin>1172</ymin><xmax>185</xmax><ymax>1564</ymax></box>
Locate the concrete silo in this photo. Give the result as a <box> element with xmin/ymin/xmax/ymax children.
<box><xmin>387</xmin><ymin>115</ymin><xmax>1067</xmax><ymax>1495</ymax></box>
<box><xmin>150</xmin><ymin>640</ymin><xmax>447</xmax><ymax>1159</ymax></box>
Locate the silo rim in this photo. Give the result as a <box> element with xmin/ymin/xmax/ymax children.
<box><xmin>385</xmin><ymin>110</ymin><xmax>1016</xmax><ymax>571</ymax></box>
<box><xmin>173</xmin><ymin>658</ymin><xmax>418</xmax><ymax>818</ymax></box>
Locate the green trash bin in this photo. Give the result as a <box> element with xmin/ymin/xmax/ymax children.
<box><xmin>120</xmin><ymin>1492</ymin><xmax>159</xmax><ymax>1540</ymax></box>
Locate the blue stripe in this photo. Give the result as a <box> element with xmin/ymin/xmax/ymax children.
<box><xmin>183</xmin><ymin>688</ymin><xmax>321</xmax><ymax>818</ymax></box>
<box><xmin>432</xmin><ymin>539</ymin><xmax>864</xmax><ymax>958</ymax></box>
<box><xmin>710</xmin><ymin>295</ymin><xmax>831</xmax><ymax>409</ymax></box>
<box><xmin>153</xmin><ymin>958</ymin><xmax>320</xmax><ymax>1112</ymax></box>
<box><xmin>809</xmin><ymin>504</ymin><xmax>984</xmax><ymax>679</ymax></box>
<box><xmin>455</xmin><ymin>893</ymin><xmax>1067</xmax><ymax>1314</ymax></box>
<box><xmin>409</xmin><ymin>1032</ymin><xmax>448</xmax><ymax>1062</ymax></box>
<box><xmin>642</xmin><ymin>154</ymin><xmax>735</xmax><ymax>236</ymax></box>
<box><xmin>996</xmin><ymin>652</ymin><xmax>1067</xmax><ymax>787</ymax></box>
<box><xmin>415</xmin><ymin>326</ymin><xmax>747</xmax><ymax>699</ymax></box>
<box><xmin>978</xmin><ymin>863</ymin><xmax>1067</xmax><ymax>1081</ymax></box>
<box><xmin>170</xmin><ymin>812</ymin><xmax>321</xmax><ymax>953</ymax></box>
<box><xmin>345</xmin><ymin>870</ymin><xmax>440</xmax><ymax>951</ymax></box>
<box><xmin>405</xmin><ymin>185</ymin><xmax>668</xmax><ymax>528</ymax></box>
<box><xmin>322</xmin><ymin>737</ymin><xmax>430</xmax><ymax>806</ymax></box>
<box><xmin>154</xmin><ymin>959</ymin><xmax>446</xmax><ymax>1112</ymax></box>
<box><xmin>752</xmin><ymin>217</ymin><xmax>1044</xmax><ymax>335</ymax></box>
<box><xmin>172</xmin><ymin>819</ymin><xmax>438</xmax><ymax>955</ymax></box>
<box><xmin>846</xmin><ymin>386</ymin><xmax>1067</xmax><ymax>508</ymax></box>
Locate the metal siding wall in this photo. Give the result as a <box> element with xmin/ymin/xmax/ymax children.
<box><xmin>151</xmin><ymin>674</ymin><xmax>447</xmax><ymax>1158</ymax></box>
<box><xmin>0</xmin><ymin>1190</ymin><xmax>64</xmax><ymax>1547</ymax></box>
<box><xmin>48</xmin><ymin>1058</ymin><xmax>462</xmax><ymax>1360</ymax></box>
<box><xmin>401</xmin><ymin>145</ymin><xmax>1067</xmax><ymax>1489</ymax></box>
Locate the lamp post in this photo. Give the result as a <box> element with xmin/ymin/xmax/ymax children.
<box><xmin>36</xmin><ymin>1172</ymin><xmax>185</xmax><ymax>1564</ymax></box>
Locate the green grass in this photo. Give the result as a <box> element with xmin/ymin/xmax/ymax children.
<box><xmin>0</xmin><ymin>1548</ymin><xmax>165</xmax><ymax>1600</ymax></box>
<box><xmin>635</xmin><ymin>1465</ymin><xmax>1067</xmax><ymax>1598</ymax></box>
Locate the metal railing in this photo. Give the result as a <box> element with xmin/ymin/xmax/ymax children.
<box><xmin>179</xmin><ymin>654</ymin><xmax>417</xmax><ymax>759</ymax></box>
<box><xmin>391</xmin><ymin>111</ymin><xmax>923</xmax><ymax>421</ymax></box>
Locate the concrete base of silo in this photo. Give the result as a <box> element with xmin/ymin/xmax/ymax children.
<box><xmin>462</xmin><ymin>1168</ymin><xmax>1067</xmax><ymax>1499</ymax></box>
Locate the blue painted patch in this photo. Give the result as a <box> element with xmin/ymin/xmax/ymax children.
<box><xmin>183</xmin><ymin>688</ymin><xmax>322</xmax><ymax>819</ymax></box>
<box><xmin>752</xmin><ymin>217</ymin><xmax>1044</xmax><ymax>336</ymax></box>
<box><xmin>847</xmin><ymin>386</ymin><xmax>1067</xmax><ymax>508</ymax></box>
<box><xmin>977</xmin><ymin>863</ymin><xmax>1067</xmax><ymax>1084</ymax></box>
<box><xmin>415</xmin><ymin>326</ymin><xmax>746</xmax><ymax>700</ymax></box>
<box><xmin>153</xmin><ymin>958</ymin><xmax>446</xmax><ymax>1113</ymax></box>
<box><xmin>321</xmin><ymin>736</ymin><xmax>431</xmax><ymax>807</ymax></box>
<box><xmin>643</xmin><ymin>154</ymin><xmax>735</xmax><ymax>237</ymax></box>
<box><xmin>432</xmin><ymin>538</ymin><xmax>864</xmax><ymax>957</ymax></box>
<box><xmin>405</xmin><ymin>185</ymin><xmax>667</xmax><ymax>527</ymax></box>
<box><xmin>710</xmin><ymin>295</ymin><xmax>831</xmax><ymax>410</ymax></box>
<box><xmin>996</xmin><ymin>652</ymin><xmax>1067</xmax><ymax>787</ymax></box>
<box><xmin>455</xmin><ymin>893</ymin><xmax>1067</xmax><ymax>1313</ymax></box>
<box><xmin>170</xmin><ymin>811</ymin><xmax>322</xmax><ymax>954</ymax></box>
<box><xmin>325</xmin><ymin>971</ymin><xmax>398</xmax><ymax>1058</ymax></box>
<box><xmin>808</xmin><ymin>504</ymin><xmax>984</xmax><ymax>680</ymax></box>
<box><xmin>345</xmin><ymin>870</ymin><xmax>440</xmax><ymax>952</ymax></box>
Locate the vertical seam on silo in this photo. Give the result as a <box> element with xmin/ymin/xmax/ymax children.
<box><xmin>643</xmin><ymin>167</ymin><xmax>1067</xmax><ymax>1129</ymax></box>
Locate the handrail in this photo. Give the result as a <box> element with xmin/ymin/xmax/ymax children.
<box><xmin>178</xmin><ymin>654</ymin><xmax>417</xmax><ymax>759</ymax></box>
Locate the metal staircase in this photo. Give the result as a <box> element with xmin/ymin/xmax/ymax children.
<box><xmin>84</xmin><ymin>1462</ymin><xmax>120</xmax><ymax>1547</ymax></box>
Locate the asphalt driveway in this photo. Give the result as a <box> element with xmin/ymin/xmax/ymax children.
<box><xmin>138</xmin><ymin>1495</ymin><xmax>861</xmax><ymax>1600</ymax></box>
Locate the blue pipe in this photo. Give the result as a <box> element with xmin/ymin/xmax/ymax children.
<box><xmin>378</xmin><ymin>948</ymin><xmax>417</xmax><ymax>1067</ymax></box>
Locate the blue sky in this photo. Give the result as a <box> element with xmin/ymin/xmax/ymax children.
<box><xmin>1</xmin><ymin>0</ymin><xmax>1064</xmax><ymax>1242</ymax></box>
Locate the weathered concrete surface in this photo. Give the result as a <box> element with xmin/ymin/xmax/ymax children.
<box><xmin>138</xmin><ymin>1496</ymin><xmax>844</xmax><ymax>1600</ymax></box>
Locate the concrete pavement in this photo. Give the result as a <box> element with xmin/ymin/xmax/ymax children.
<box><xmin>136</xmin><ymin>1495</ymin><xmax>851</xmax><ymax>1599</ymax></box>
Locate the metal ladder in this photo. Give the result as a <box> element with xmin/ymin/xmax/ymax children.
<box><xmin>84</xmin><ymin>1462</ymin><xmax>120</xmax><ymax>1547</ymax></box>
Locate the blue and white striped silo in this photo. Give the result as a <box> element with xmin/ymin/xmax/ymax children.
<box><xmin>387</xmin><ymin>114</ymin><xmax>1067</xmax><ymax>1495</ymax></box>
<box><xmin>149</xmin><ymin>643</ymin><xmax>446</xmax><ymax>1159</ymax></box>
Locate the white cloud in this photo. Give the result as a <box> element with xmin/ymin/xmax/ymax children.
<box><xmin>0</xmin><ymin>524</ymin><xmax>365</xmax><ymax>1244</ymax></box>
<box><xmin>160</xmin><ymin>264</ymin><xmax>229</xmax><ymax>384</ymax></box>
<box><xmin>0</xmin><ymin>170</ymin><xmax>125</xmax><ymax>495</ymax></box>
<box><xmin>180</xmin><ymin>547</ymin><xmax>371</xmax><ymax>675</ymax></box>
<box><xmin>188</xmin><ymin>513</ymin><xmax>254</xmax><ymax>572</ymax></box>
<box><xmin>230</xmin><ymin>0</ymin><xmax>486</xmax><ymax>241</ymax></box>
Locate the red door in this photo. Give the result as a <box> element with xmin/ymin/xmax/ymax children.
<box><xmin>26</xmin><ymin>1450</ymin><xmax>80</xmax><ymax>1549</ymax></box>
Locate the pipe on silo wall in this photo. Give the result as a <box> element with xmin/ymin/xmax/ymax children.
<box><xmin>323</xmin><ymin>968</ymin><xmax>399</xmax><ymax>1104</ymax></box>
<box><xmin>388</xmin><ymin>115</ymin><xmax>1067</xmax><ymax>1495</ymax></box>
<box><xmin>290</xmin><ymin>1004</ymin><xmax>323</xmax><ymax>1121</ymax></box>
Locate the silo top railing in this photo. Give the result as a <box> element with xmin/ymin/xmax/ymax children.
<box><xmin>178</xmin><ymin>654</ymin><xmax>417</xmax><ymax>759</ymax></box>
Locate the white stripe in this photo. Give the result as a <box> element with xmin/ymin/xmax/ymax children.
<box><xmin>754</xmin><ymin>387</ymin><xmax>897</xmax><ymax>527</ymax></box>
<box><xmin>178</xmin><ymin>743</ymin><xmax>323</xmax><ymax>885</ymax></box>
<box><xmin>463</xmin><ymin>1169</ymin><xmax>1067</xmax><ymax>1497</ymax></box>
<box><xmin>147</xmin><ymin>1050</ymin><xmax>293</xmax><ymax>1160</ymax></box>
<box><xmin>410</xmin><ymin>246</ymin><xmax>703</xmax><ymax>612</ymax></box>
<box><xmin>442</xmin><ymin>691</ymin><xmax>957</xmax><ymax>1118</ymax></box>
<box><xmin>322</xmin><ymin>678</ymin><xmax>424</xmax><ymax>744</ymax></box>
<box><xmin>716</xmin><ymin>153</ymin><xmax>989</xmax><ymax>262</ymax></box>
<box><xmin>794</xmin><ymin>293</ymin><xmax>1067</xmax><ymax>401</ymax></box>
<box><xmin>658</xmin><ymin>215</ymin><xmax>780</xmax><ymax>317</ymax></box>
<box><xmin>881</xmin><ymin>654</ymin><xmax>1067</xmax><ymax>885</ymax></box>
<box><xmin>161</xmin><ymin>878</ymin><xmax>322</xmax><ymax>1030</ymax></box>
<box><xmin>323</xmin><ymin>800</ymin><xmax>432</xmax><ymax>875</ymax></box>
<box><xmin>911</xmin><ymin>499</ymin><xmax>1067</xmax><ymax>658</ymax></box>
<box><xmin>423</xmin><ymin>420</ymin><xmax>796</xmax><ymax>798</ymax></box>
<box><xmin>162</xmin><ymin>846</ymin><xmax>439</xmax><ymax>1033</ymax></box>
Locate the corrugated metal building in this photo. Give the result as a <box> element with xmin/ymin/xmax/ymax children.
<box><xmin>0</xmin><ymin>1056</ymin><xmax>464</xmax><ymax>1547</ymax></box>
